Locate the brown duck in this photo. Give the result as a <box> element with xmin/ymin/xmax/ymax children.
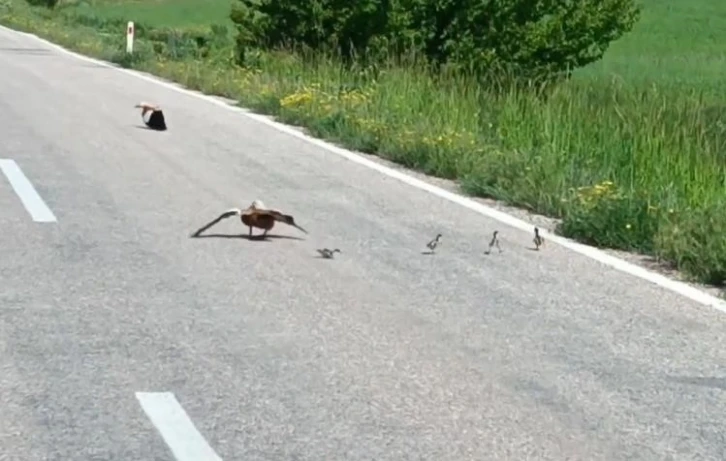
<box><xmin>191</xmin><ymin>200</ymin><xmax>307</xmax><ymax>238</ymax></box>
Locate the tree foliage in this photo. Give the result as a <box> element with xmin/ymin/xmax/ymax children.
<box><xmin>230</xmin><ymin>0</ymin><xmax>641</xmax><ymax>83</ymax></box>
<box><xmin>25</xmin><ymin>0</ymin><xmax>60</xmax><ymax>8</ymax></box>
<box><xmin>230</xmin><ymin>0</ymin><xmax>394</xmax><ymax>65</ymax></box>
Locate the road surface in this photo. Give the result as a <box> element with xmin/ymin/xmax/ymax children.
<box><xmin>1</xmin><ymin>26</ymin><xmax>725</xmax><ymax>461</ymax></box>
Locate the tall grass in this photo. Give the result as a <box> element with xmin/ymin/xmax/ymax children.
<box><xmin>3</xmin><ymin>0</ymin><xmax>726</xmax><ymax>287</ymax></box>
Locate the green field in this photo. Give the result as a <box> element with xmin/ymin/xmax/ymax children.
<box><xmin>76</xmin><ymin>0</ymin><xmax>235</xmax><ymax>28</ymax></box>
<box><xmin>3</xmin><ymin>0</ymin><xmax>726</xmax><ymax>288</ymax></box>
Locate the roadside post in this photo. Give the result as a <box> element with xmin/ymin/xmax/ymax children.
<box><xmin>126</xmin><ymin>21</ymin><xmax>134</xmax><ymax>54</ymax></box>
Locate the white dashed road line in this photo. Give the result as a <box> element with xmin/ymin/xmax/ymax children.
<box><xmin>0</xmin><ymin>158</ymin><xmax>57</xmax><ymax>223</ymax></box>
<box><xmin>136</xmin><ymin>391</ymin><xmax>223</xmax><ymax>461</ymax></box>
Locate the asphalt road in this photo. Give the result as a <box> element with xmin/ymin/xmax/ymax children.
<box><xmin>1</xmin><ymin>27</ymin><xmax>726</xmax><ymax>461</ymax></box>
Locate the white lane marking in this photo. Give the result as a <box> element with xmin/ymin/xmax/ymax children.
<box><xmin>4</xmin><ymin>25</ymin><xmax>725</xmax><ymax>312</ymax></box>
<box><xmin>0</xmin><ymin>158</ymin><xmax>57</xmax><ymax>223</ymax></box>
<box><xmin>136</xmin><ymin>391</ymin><xmax>223</xmax><ymax>461</ymax></box>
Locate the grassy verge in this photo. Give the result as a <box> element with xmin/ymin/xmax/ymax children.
<box><xmin>3</xmin><ymin>0</ymin><xmax>726</xmax><ymax>288</ymax></box>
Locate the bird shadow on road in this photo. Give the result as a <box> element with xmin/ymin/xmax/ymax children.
<box><xmin>0</xmin><ymin>47</ymin><xmax>53</xmax><ymax>55</ymax></box>
<box><xmin>421</xmin><ymin>250</ymin><xmax>436</xmax><ymax>255</ymax></box>
<box><xmin>134</xmin><ymin>125</ymin><xmax>170</xmax><ymax>131</ymax></box>
<box><xmin>667</xmin><ymin>376</ymin><xmax>726</xmax><ymax>391</ymax></box>
<box><xmin>189</xmin><ymin>232</ymin><xmax>305</xmax><ymax>242</ymax></box>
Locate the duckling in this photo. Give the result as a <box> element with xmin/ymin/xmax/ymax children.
<box><xmin>317</xmin><ymin>248</ymin><xmax>341</xmax><ymax>259</ymax></box>
<box><xmin>134</xmin><ymin>102</ymin><xmax>167</xmax><ymax>131</ymax></box>
<box><xmin>533</xmin><ymin>226</ymin><xmax>544</xmax><ymax>250</ymax></box>
<box><xmin>485</xmin><ymin>230</ymin><xmax>502</xmax><ymax>255</ymax></box>
<box><xmin>191</xmin><ymin>200</ymin><xmax>308</xmax><ymax>238</ymax></box>
<box><xmin>426</xmin><ymin>233</ymin><xmax>442</xmax><ymax>253</ymax></box>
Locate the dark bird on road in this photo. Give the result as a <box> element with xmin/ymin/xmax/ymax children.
<box><xmin>135</xmin><ymin>102</ymin><xmax>167</xmax><ymax>131</ymax></box>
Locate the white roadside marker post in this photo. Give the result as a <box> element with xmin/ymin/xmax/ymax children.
<box><xmin>126</xmin><ymin>21</ymin><xmax>134</xmax><ymax>54</ymax></box>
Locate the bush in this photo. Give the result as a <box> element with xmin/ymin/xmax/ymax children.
<box><xmin>69</xmin><ymin>10</ymin><xmax>145</xmax><ymax>33</ymax></box>
<box><xmin>230</xmin><ymin>0</ymin><xmax>394</xmax><ymax>68</ymax></box>
<box><xmin>25</xmin><ymin>0</ymin><xmax>59</xmax><ymax>8</ymax></box>
<box><xmin>556</xmin><ymin>180</ymin><xmax>661</xmax><ymax>253</ymax></box>
<box><xmin>230</xmin><ymin>0</ymin><xmax>641</xmax><ymax>83</ymax></box>
<box><xmin>405</xmin><ymin>0</ymin><xmax>641</xmax><ymax>83</ymax></box>
<box><xmin>654</xmin><ymin>201</ymin><xmax>726</xmax><ymax>286</ymax></box>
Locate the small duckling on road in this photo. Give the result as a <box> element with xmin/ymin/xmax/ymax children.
<box><xmin>485</xmin><ymin>230</ymin><xmax>502</xmax><ymax>255</ymax></box>
<box><xmin>425</xmin><ymin>233</ymin><xmax>442</xmax><ymax>254</ymax></box>
<box><xmin>533</xmin><ymin>227</ymin><xmax>544</xmax><ymax>250</ymax></box>
<box><xmin>317</xmin><ymin>248</ymin><xmax>341</xmax><ymax>259</ymax></box>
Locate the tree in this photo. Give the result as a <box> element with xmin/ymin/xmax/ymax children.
<box><xmin>25</xmin><ymin>0</ymin><xmax>60</xmax><ymax>8</ymax></box>
<box><xmin>405</xmin><ymin>0</ymin><xmax>641</xmax><ymax>83</ymax></box>
<box><xmin>231</xmin><ymin>0</ymin><xmax>394</xmax><ymax>65</ymax></box>
<box><xmin>230</xmin><ymin>0</ymin><xmax>641</xmax><ymax>84</ymax></box>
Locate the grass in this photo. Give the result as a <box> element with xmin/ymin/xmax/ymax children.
<box><xmin>577</xmin><ymin>1</ymin><xmax>726</xmax><ymax>93</ymax></box>
<box><xmin>3</xmin><ymin>0</ymin><xmax>726</xmax><ymax>288</ymax></box>
<box><xmin>77</xmin><ymin>0</ymin><xmax>234</xmax><ymax>28</ymax></box>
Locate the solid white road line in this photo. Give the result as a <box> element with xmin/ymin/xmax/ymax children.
<box><xmin>0</xmin><ymin>158</ymin><xmax>57</xmax><ymax>223</ymax></box>
<box><xmin>136</xmin><ymin>391</ymin><xmax>223</xmax><ymax>461</ymax></box>
<box><xmin>2</xmin><ymin>25</ymin><xmax>725</xmax><ymax>312</ymax></box>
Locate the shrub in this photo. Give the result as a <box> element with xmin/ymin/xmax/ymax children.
<box><xmin>403</xmin><ymin>0</ymin><xmax>642</xmax><ymax>84</ymax></box>
<box><xmin>654</xmin><ymin>201</ymin><xmax>726</xmax><ymax>286</ymax></box>
<box><xmin>25</xmin><ymin>0</ymin><xmax>59</xmax><ymax>8</ymax></box>
<box><xmin>230</xmin><ymin>0</ymin><xmax>394</xmax><ymax>67</ymax></box>
<box><xmin>230</xmin><ymin>0</ymin><xmax>642</xmax><ymax>84</ymax></box>
<box><xmin>556</xmin><ymin>180</ymin><xmax>662</xmax><ymax>253</ymax></box>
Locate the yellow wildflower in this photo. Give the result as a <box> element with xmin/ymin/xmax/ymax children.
<box><xmin>280</xmin><ymin>90</ymin><xmax>313</xmax><ymax>108</ymax></box>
